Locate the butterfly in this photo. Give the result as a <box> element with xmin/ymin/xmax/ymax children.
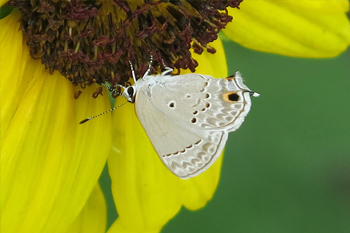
<box><xmin>81</xmin><ymin>59</ymin><xmax>259</xmax><ymax>179</ymax></box>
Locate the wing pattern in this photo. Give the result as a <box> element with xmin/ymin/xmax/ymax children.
<box><xmin>134</xmin><ymin>73</ymin><xmax>254</xmax><ymax>179</ymax></box>
<box><xmin>161</xmin><ymin>130</ymin><xmax>227</xmax><ymax>179</ymax></box>
<box><xmin>150</xmin><ymin>74</ymin><xmax>253</xmax><ymax>133</ymax></box>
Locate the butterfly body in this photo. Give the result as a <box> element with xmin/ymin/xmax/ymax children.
<box><xmin>122</xmin><ymin>72</ymin><xmax>258</xmax><ymax>179</ymax></box>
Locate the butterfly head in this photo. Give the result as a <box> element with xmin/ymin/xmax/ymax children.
<box><xmin>122</xmin><ymin>85</ymin><xmax>137</xmax><ymax>103</ymax></box>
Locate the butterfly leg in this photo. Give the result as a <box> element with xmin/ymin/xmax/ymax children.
<box><xmin>159</xmin><ymin>57</ymin><xmax>173</xmax><ymax>76</ymax></box>
<box><xmin>161</xmin><ymin>66</ymin><xmax>173</xmax><ymax>76</ymax></box>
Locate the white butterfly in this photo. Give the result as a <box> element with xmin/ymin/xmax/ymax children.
<box><xmin>81</xmin><ymin>60</ymin><xmax>259</xmax><ymax>179</ymax></box>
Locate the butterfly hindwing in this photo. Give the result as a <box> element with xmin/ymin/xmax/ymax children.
<box><xmin>149</xmin><ymin>73</ymin><xmax>252</xmax><ymax>133</ymax></box>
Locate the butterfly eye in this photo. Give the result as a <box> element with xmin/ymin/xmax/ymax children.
<box><xmin>127</xmin><ymin>87</ymin><xmax>134</xmax><ymax>96</ymax></box>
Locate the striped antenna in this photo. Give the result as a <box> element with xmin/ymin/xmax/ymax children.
<box><xmin>79</xmin><ymin>101</ymin><xmax>128</xmax><ymax>124</ymax></box>
<box><xmin>80</xmin><ymin>54</ymin><xmax>153</xmax><ymax>125</ymax></box>
<box><xmin>80</xmin><ymin>82</ymin><xmax>128</xmax><ymax>124</ymax></box>
<box><xmin>101</xmin><ymin>83</ymin><xmax>124</xmax><ymax>96</ymax></box>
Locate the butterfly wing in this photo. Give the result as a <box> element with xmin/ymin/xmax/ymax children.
<box><xmin>134</xmin><ymin>72</ymin><xmax>254</xmax><ymax>179</ymax></box>
<box><xmin>135</xmin><ymin>82</ymin><xmax>229</xmax><ymax>179</ymax></box>
<box><xmin>150</xmin><ymin>72</ymin><xmax>253</xmax><ymax>132</ymax></box>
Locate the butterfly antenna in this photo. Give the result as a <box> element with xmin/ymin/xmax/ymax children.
<box><xmin>101</xmin><ymin>83</ymin><xmax>123</xmax><ymax>96</ymax></box>
<box><xmin>128</xmin><ymin>60</ymin><xmax>137</xmax><ymax>83</ymax></box>
<box><xmin>79</xmin><ymin>101</ymin><xmax>128</xmax><ymax>124</ymax></box>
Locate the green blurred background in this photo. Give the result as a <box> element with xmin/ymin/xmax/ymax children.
<box><xmin>162</xmin><ymin>40</ymin><xmax>350</xmax><ymax>233</ymax></box>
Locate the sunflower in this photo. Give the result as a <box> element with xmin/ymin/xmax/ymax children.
<box><xmin>1</xmin><ymin>1</ymin><xmax>349</xmax><ymax>233</ymax></box>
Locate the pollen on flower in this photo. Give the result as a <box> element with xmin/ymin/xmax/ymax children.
<box><xmin>9</xmin><ymin>0</ymin><xmax>242</xmax><ymax>96</ymax></box>
<box><xmin>92</xmin><ymin>87</ymin><xmax>104</xmax><ymax>98</ymax></box>
<box><xmin>74</xmin><ymin>90</ymin><xmax>82</xmax><ymax>99</ymax></box>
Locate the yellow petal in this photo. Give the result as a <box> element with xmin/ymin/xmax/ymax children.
<box><xmin>223</xmin><ymin>0</ymin><xmax>350</xmax><ymax>57</ymax></box>
<box><xmin>0</xmin><ymin>9</ymin><xmax>35</xmax><ymax>140</ymax></box>
<box><xmin>182</xmin><ymin>155</ymin><xmax>223</xmax><ymax>210</ymax></box>
<box><xmin>108</xmin><ymin>95</ymin><xmax>182</xmax><ymax>233</ymax></box>
<box><xmin>184</xmin><ymin>39</ymin><xmax>228</xmax><ymax>78</ymax></box>
<box><xmin>0</xmin><ymin>0</ymin><xmax>8</xmax><ymax>7</ymax></box>
<box><xmin>1</xmin><ymin>10</ymin><xmax>112</xmax><ymax>233</ymax></box>
<box><xmin>66</xmin><ymin>184</ymin><xmax>107</xmax><ymax>233</ymax></box>
<box><xmin>108</xmin><ymin>39</ymin><xmax>227</xmax><ymax>232</ymax></box>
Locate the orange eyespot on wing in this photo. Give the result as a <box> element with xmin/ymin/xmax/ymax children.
<box><xmin>223</xmin><ymin>92</ymin><xmax>239</xmax><ymax>102</ymax></box>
